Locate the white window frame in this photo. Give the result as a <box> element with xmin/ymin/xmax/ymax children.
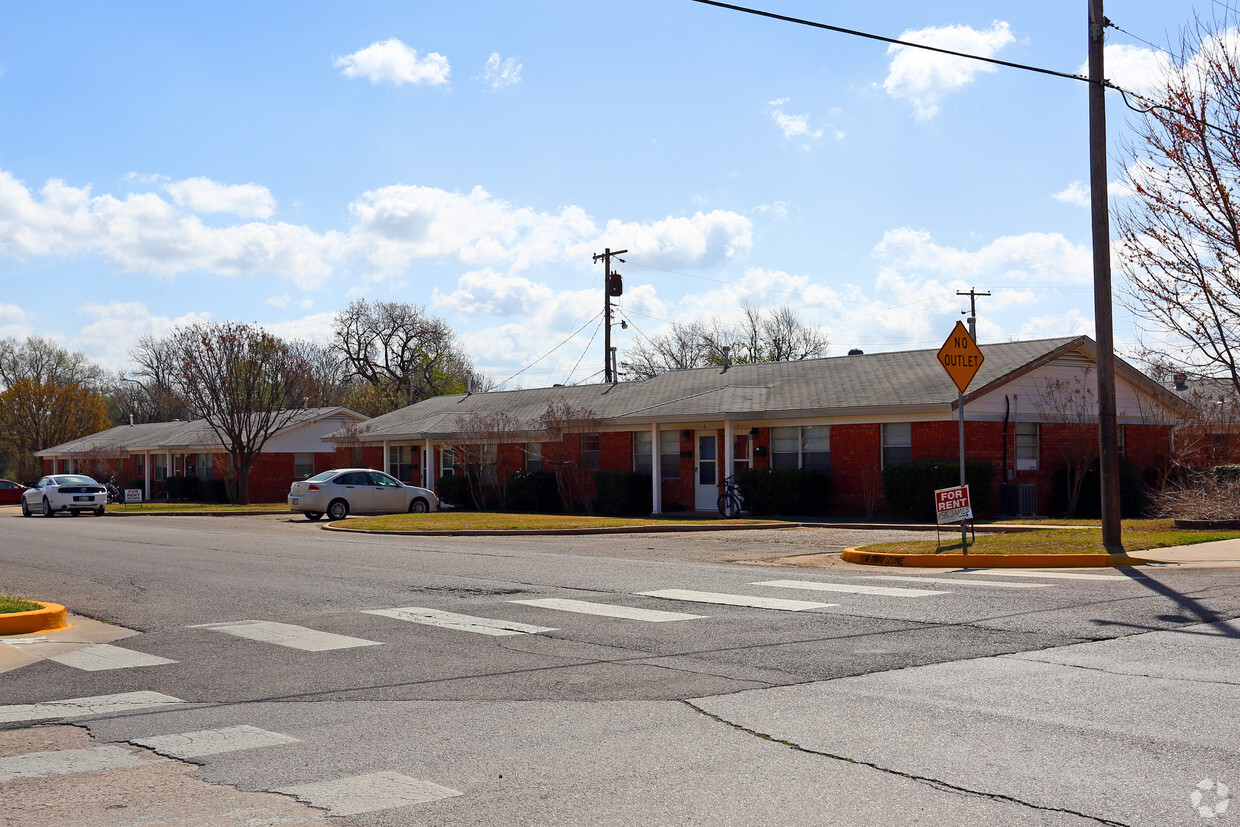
<box><xmin>441</xmin><ymin>446</ymin><xmax>456</xmax><ymax>476</ymax></box>
<box><xmin>526</xmin><ymin>442</ymin><xmax>542</xmax><ymax>472</ymax></box>
<box><xmin>881</xmin><ymin>423</ymin><xmax>912</xmax><ymax>467</ymax></box>
<box><xmin>294</xmin><ymin>452</ymin><xmax>315</xmax><ymax>479</ymax></box>
<box><xmin>581</xmin><ymin>433</ymin><xmax>600</xmax><ymax>472</ymax></box>
<box><xmin>634</xmin><ymin>430</ymin><xmax>681</xmax><ymax>479</ymax></box>
<box><xmin>1016</xmin><ymin>422</ymin><xmax>1039</xmax><ymax>471</ymax></box>
<box><xmin>771</xmin><ymin>425</ymin><xmax>830</xmax><ymax>470</ymax></box>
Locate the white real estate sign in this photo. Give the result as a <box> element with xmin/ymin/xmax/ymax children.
<box><xmin>934</xmin><ymin>485</ymin><xmax>973</xmax><ymax>525</ymax></box>
<box><xmin>124</xmin><ymin>489</ymin><xmax>142</xmax><ymax>504</ymax></box>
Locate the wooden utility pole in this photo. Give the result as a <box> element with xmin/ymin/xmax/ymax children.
<box><xmin>593</xmin><ymin>247</ymin><xmax>627</xmax><ymax>383</ymax></box>
<box><xmin>1088</xmin><ymin>0</ymin><xmax>1122</xmax><ymax>549</ymax></box>
<box><xmin>957</xmin><ymin>288</ymin><xmax>991</xmax><ymax>341</ymax></box>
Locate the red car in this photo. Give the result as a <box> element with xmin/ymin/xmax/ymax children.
<box><xmin>0</xmin><ymin>479</ymin><xmax>30</xmax><ymax>505</ymax></box>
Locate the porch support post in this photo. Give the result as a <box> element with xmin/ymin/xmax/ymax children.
<box><xmin>382</xmin><ymin>440</ymin><xmax>390</xmax><ymax>476</ymax></box>
<box><xmin>723</xmin><ymin>420</ymin><xmax>735</xmax><ymax>516</ymax></box>
<box><xmin>144</xmin><ymin>451</ymin><xmax>151</xmax><ymax>500</ymax></box>
<box><xmin>424</xmin><ymin>439</ymin><xmax>433</xmax><ymax>488</ymax></box>
<box><xmin>650</xmin><ymin>423</ymin><xmax>662</xmax><ymax>515</ymax></box>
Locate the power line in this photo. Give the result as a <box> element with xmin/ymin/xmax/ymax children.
<box><xmin>689</xmin><ymin>0</ymin><xmax>1088</xmax><ymax>84</ymax></box>
<box><xmin>564</xmin><ymin>316</ymin><xmax>604</xmax><ymax>385</ymax></box>
<box><xmin>495</xmin><ymin>312</ymin><xmax>602</xmax><ymax>389</ymax></box>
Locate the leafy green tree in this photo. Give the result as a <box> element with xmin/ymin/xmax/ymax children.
<box><xmin>0</xmin><ymin>379</ymin><xmax>111</xmax><ymax>480</ymax></box>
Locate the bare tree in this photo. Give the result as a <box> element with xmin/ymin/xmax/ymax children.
<box><xmin>622</xmin><ymin>303</ymin><xmax>828</xmax><ymax>380</ymax></box>
<box><xmin>538</xmin><ymin>400</ymin><xmax>600</xmax><ymax>512</ymax></box>
<box><xmin>1031</xmin><ymin>369</ymin><xmax>1100</xmax><ymax>518</ymax></box>
<box><xmin>0</xmin><ymin>336</ymin><xmax>106</xmax><ymax>392</ymax></box>
<box><xmin>451</xmin><ymin>411</ymin><xmax>523</xmax><ymax>510</ymax></box>
<box><xmin>331</xmin><ymin>299</ymin><xmax>484</xmax><ymax>414</ymax></box>
<box><xmin>160</xmin><ymin>322</ymin><xmax>313</xmax><ymax>504</ymax></box>
<box><xmin>1117</xmin><ymin>17</ymin><xmax>1240</xmax><ymax>399</ymax></box>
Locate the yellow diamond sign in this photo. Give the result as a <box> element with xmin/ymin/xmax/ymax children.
<box><xmin>937</xmin><ymin>321</ymin><xmax>984</xmax><ymax>394</ymax></box>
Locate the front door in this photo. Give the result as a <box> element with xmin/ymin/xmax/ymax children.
<box><xmin>695</xmin><ymin>431</ymin><xmax>718</xmax><ymax>511</ymax></box>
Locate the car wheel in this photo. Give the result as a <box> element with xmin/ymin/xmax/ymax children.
<box><xmin>408</xmin><ymin>498</ymin><xmax>429</xmax><ymax>514</ymax></box>
<box><xmin>95</xmin><ymin>506</ymin><xmax>105</xmax><ymax>517</ymax></box>
<box><xmin>42</xmin><ymin>497</ymin><xmax>54</xmax><ymax>517</ymax></box>
<box><xmin>305</xmin><ymin>511</ymin><xmax>323</xmax><ymax>522</ymax></box>
<box><xmin>21</xmin><ymin>498</ymin><xmax>31</xmax><ymax>517</ymax></box>
<box><xmin>71</xmin><ymin>509</ymin><xmax>80</xmax><ymax>517</ymax></box>
<box><xmin>326</xmin><ymin>499</ymin><xmax>349</xmax><ymax>521</ymax></box>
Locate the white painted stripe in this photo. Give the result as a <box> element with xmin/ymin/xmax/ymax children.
<box><xmin>131</xmin><ymin>725</ymin><xmax>299</xmax><ymax>759</ymax></box>
<box><xmin>363</xmin><ymin>607</ymin><xmax>556</xmax><ymax>636</ymax></box>
<box><xmin>863</xmin><ymin>575</ymin><xmax>1052</xmax><ymax>589</ymax></box>
<box><xmin>274</xmin><ymin>771</ymin><xmax>462</xmax><ymax>816</ymax></box>
<box><xmin>509</xmin><ymin>598</ymin><xmax>706</xmax><ymax>622</ymax></box>
<box><xmin>48</xmin><ymin>643</ymin><xmax>177</xmax><ymax>671</ymax></box>
<box><xmin>0</xmin><ymin>746</ymin><xmax>159</xmax><ymax>781</ymax></box>
<box><xmin>637</xmin><ymin>589</ymin><xmax>834</xmax><ymax>612</ymax></box>
<box><xmin>190</xmin><ymin>620</ymin><xmax>382</xmax><ymax>651</ymax></box>
<box><xmin>958</xmin><ymin>570</ymin><xmax>1129</xmax><ymax>581</ymax></box>
<box><xmin>0</xmin><ymin>691</ymin><xmax>184</xmax><ymax>724</ymax></box>
<box><xmin>753</xmin><ymin>579</ymin><xmax>946</xmax><ymax>598</ymax></box>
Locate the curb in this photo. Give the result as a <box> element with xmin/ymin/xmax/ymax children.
<box><xmin>0</xmin><ymin>602</ymin><xmax>71</xmax><ymax>635</ymax></box>
<box><xmin>322</xmin><ymin>521</ymin><xmax>794</xmax><ymax>536</ymax></box>
<box><xmin>104</xmin><ymin>509</ymin><xmax>288</xmax><ymax>517</ymax></box>
<box><xmin>840</xmin><ymin>548</ymin><xmax>1155</xmax><ymax>568</ymax></box>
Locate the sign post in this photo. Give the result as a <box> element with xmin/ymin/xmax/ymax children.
<box><xmin>936</xmin><ymin>321</ymin><xmax>985</xmax><ymax>552</ymax></box>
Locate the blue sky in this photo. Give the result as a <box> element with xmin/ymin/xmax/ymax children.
<box><xmin>0</xmin><ymin>1</ymin><xmax>1205</xmax><ymax>387</ymax></box>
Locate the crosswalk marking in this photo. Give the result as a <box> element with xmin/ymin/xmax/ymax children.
<box><xmin>753</xmin><ymin>579</ymin><xmax>946</xmax><ymax>598</ymax></box>
<box><xmin>131</xmin><ymin>725</ymin><xmax>298</xmax><ymax>759</ymax></box>
<box><xmin>190</xmin><ymin>620</ymin><xmax>383</xmax><ymax>651</ymax></box>
<box><xmin>0</xmin><ymin>745</ymin><xmax>160</xmax><ymax>781</ymax></box>
<box><xmin>863</xmin><ymin>575</ymin><xmax>1052</xmax><ymax>589</ymax></box>
<box><xmin>509</xmin><ymin>598</ymin><xmax>707</xmax><ymax>622</ymax></box>
<box><xmin>273</xmin><ymin>771</ymin><xmax>462</xmax><ymax>816</ymax></box>
<box><xmin>637</xmin><ymin>589</ymin><xmax>834</xmax><ymax>612</ymax></box>
<box><xmin>0</xmin><ymin>691</ymin><xmax>184</xmax><ymax>724</ymax></box>
<box><xmin>363</xmin><ymin>607</ymin><xmax>556</xmax><ymax>636</ymax></box>
<box><xmin>958</xmin><ymin>569</ymin><xmax>1130</xmax><ymax>581</ymax></box>
<box><xmin>47</xmin><ymin>643</ymin><xmax>177</xmax><ymax>671</ymax></box>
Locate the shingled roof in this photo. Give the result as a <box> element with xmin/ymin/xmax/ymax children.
<box><xmin>350</xmin><ymin>335</ymin><xmax>1127</xmax><ymax>442</ymax></box>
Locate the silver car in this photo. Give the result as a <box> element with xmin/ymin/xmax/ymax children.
<box><xmin>288</xmin><ymin>468</ymin><xmax>439</xmax><ymax>521</ymax></box>
<box><xmin>22</xmin><ymin>474</ymin><xmax>107</xmax><ymax>517</ymax></box>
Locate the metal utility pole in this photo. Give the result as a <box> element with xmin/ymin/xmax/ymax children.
<box><xmin>1088</xmin><ymin>0</ymin><xmax>1122</xmax><ymax>549</ymax></box>
<box><xmin>957</xmin><ymin>288</ymin><xmax>991</xmax><ymax>341</ymax></box>
<box><xmin>593</xmin><ymin>247</ymin><xmax>627</xmax><ymax>383</ymax></box>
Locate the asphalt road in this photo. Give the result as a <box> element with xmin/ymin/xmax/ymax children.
<box><xmin>1</xmin><ymin>510</ymin><xmax>1238</xmax><ymax>825</ymax></box>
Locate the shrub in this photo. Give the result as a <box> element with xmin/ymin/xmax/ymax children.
<box><xmin>735</xmin><ymin>468</ymin><xmax>830</xmax><ymax>516</ymax></box>
<box><xmin>882</xmin><ymin>460</ymin><xmax>995</xmax><ymax>521</ymax></box>
<box><xmin>1150</xmin><ymin>468</ymin><xmax>1240</xmax><ymax>520</ymax></box>
<box><xmin>203</xmin><ymin>478</ymin><xmax>228</xmax><ymax>503</ymax></box>
<box><xmin>1049</xmin><ymin>457</ymin><xmax>1147</xmax><ymax>518</ymax></box>
<box><xmin>593</xmin><ymin>471</ymin><xmax>653</xmax><ymax>516</ymax></box>
<box><xmin>507</xmin><ymin>470</ymin><xmax>562</xmax><ymax>513</ymax></box>
<box><xmin>165</xmin><ymin>475</ymin><xmax>202</xmax><ymax>501</ymax></box>
<box><xmin>436</xmin><ymin>474</ymin><xmax>473</xmax><ymax>509</ymax></box>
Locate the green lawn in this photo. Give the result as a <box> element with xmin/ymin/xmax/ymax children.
<box><xmin>0</xmin><ymin>595</ymin><xmax>43</xmax><ymax>614</ymax></box>
<box><xmin>340</xmin><ymin>512</ymin><xmax>775</xmax><ymax>532</ymax></box>
<box><xmin>860</xmin><ymin>518</ymin><xmax>1240</xmax><ymax>555</ymax></box>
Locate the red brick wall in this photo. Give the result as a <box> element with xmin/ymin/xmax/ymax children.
<box><xmin>826</xmin><ymin>423</ymin><xmax>881</xmax><ymax>513</ymax></box>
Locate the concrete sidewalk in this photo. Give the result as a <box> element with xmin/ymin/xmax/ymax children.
<box><xmin>1134</xmin><ymin>537</ymin><xmax>1240</xmax><ymax>567</ymax></box>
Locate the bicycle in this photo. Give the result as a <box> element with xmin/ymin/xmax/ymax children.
<box><xmin>717</xmin><ymin>475</ymin><xmax>746</xmax><ymax>517</ymax></box>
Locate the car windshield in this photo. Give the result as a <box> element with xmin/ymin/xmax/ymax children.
<box><xmin>306</xmin><ymin>470</ymin><xmax>338</xmax><ymax>483</ymax></box>
<box><xmin>53</xmin><ymin>475</ymin><xmax>96</xmax><ymax>485</ymax></box>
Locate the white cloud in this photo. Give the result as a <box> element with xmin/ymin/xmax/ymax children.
<box><xmin>1017</xmin><ymin>308</ymin><xmax>1094</xmax><ymax>340</ymax></box>
<box><xmin>0</xmin><ymin>302</ymin><xmax>32</xmax><ymax>339</ymax></box>
<box><xmin>873</xmin><ymin>227</ymin><xmax>1092</xmax><ymax>284</ymax></box>
<box><xmin>72</xmin><ymin>302</ymin><xmax>208</xmax><ymax>372</ymax></box>
<box><xmin>1080</xmin><ymin>44</ymin><xmax>1172</xmax><ymax>96</ymax></box>
<box><xmin>1053</xmin><ymin>181</ymin><xmax>1091</xmax><ymax>207</ymax></box>
<box><xmin>771</xmin><ymin>109</ymin><xmax>823</xmax><ymax>140</ymax></box>
<box><xmin>334</xmin><ymin>38</ymin><xmax>450</xmax><ymax>86</ymax></box>
<box><xmin>266</xmin><ymin>292</ymin><xmax>291</xmax><ymax>308</ymax></box>
<box><xmin>166</xmin><ymin>177</ymin><xmax>276</xmax><ymax>219</ymax></box>
<box><xmin>264</xmin><ymin>311</ymin><xmax>337</xmax><ymax>344</ymax></box>
<box><xmin>478</xmin><ymin>52</ymin><xmax>522</xmax><ymax>91</ymax></box>
<box><xmin>883</xmin><ymin>21</ymin><xmax>1015</xmax><ymax>119</ymax></box>
<box><xmin>753</xmin><ymin>201</ymin><xmax>792</xmax><ymax>219</ymax></box>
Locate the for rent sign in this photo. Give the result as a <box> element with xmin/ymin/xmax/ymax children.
<box><xmin>934</xmin><ymin>485</ymin><xmax>973</xmax><ymax>525</ymax></box>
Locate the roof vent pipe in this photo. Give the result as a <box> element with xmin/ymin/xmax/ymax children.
<box><xmin>848</xmin><ymin>348</ymin><xmax>864</xmax><ymax>356</ymax></box>
<box><xmin>722</xmin><ymin>345</ymin><xmax>731</xmax><ymax>371</ymax></box>
<box><xmin>129</xmin><ymin>414</ymin><xmax>134</xmax><ymax>427</ymax></box>
<box><xmin>466</xmin><ymin>376</ymin><xmax>473</xmax><ymax>395</ymax></box>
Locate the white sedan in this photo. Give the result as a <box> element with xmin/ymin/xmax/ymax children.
<box><xmin>22</xmin><ymin>474</ymin><xmax>108</xmax><ymax>517</ymax></box>
<box><xmin>288</xmin><ymin>468</ymin><xmax>439</xmax><ymax>521</ymax></box>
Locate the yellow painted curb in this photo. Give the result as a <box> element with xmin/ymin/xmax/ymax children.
<box><xmin>840</xmin><ymin>549</ymin><xmax>1154</xmax><ymax>568</ymax></box>
<box><xmin>0</xmin><ymin>602</ymin><xmax>71</xmax><ymax>635</ymax></box>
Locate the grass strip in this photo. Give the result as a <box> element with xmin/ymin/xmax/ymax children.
<box><xmin>0</xmin><ymin>595</ymin><xmax>44</xmax><ymax>614</ymax></box>
<box><xmin>859</xmin><ymin>518</ymin><xmax>1240</xmax><ymax>555</ymax></box>
<box><xmin>110</xmin><ymin>502</ymin><xmax>286</xmax><ymax>513</ymax></box>
<box><xmin>341</xmin><ymin>512</ymin><xmax>772</xmax><ymax>532</ymax></box>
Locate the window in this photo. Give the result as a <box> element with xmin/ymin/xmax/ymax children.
<box><xmin>733</xmin><ymin>434</ymin><xmax>751</xmax><ymax>477</ymax></box>
<box><xmin>351</xmin><ymin>446</ymin><xmax>364</xmax><ymax>466</ymax></box>
<box><xmin>481</xmin><ymin>444</ymin><xmax>498</xmax><ymax>485</ymax></box>
<box><xmin>441</xmin><ymin>447</ymin><xmax>456</xmax><ymax>476</ymax></box>
<box><xmin>136</xmin><ymin>455</ymin><xmax>144</xmax><ymax>476</ymax></box>
<box><xmin>1117</xmin><ymin>424</ymin><xmax>1126</xmax><ymax>456</ymax></box>
<box><xmin>194</xmin><ymin>453</ymin><xmax>212</xmax><ymax>480</ymax></box>
<box><xmin>634</xmin><ymin>431</ymin><xmax>680</xmax><ymax>479</ymax></box>
<box><xmin>389</xmin><ymin>445</ymin><xmax>412</xmax><ymax>482</ymax></box>
<box><xmin>771</xmin><ymin>425</ymin><xmax>830</xmax><ymax>470</ymax></box>
<box><xmin>1016</xmin><ymin>423</ymin><xmax>1039</xmax><ymax>470</ymax></box>
<box><xmin>582</xmin><ymin>433</ymin><xmax>600</xmax><ymax>471</ymax></box>
<box><xmin>152</xmin><ymin>454</ymin><xmax>169</xmax><ymax>481</ymax></box>
<box><xmin>526</xmin><ymin>443</ymin><xmax>542</xmax><ymax>472</ymax></box>
<box><xmin>882</xmin><ymin>423</ymin><xmax>912</xmax><ymax>467</ymax></box>
<box><xmin>294</xmin><ymin>452</ymin><xmax>314</xmax><ymax>479</ymax></box>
